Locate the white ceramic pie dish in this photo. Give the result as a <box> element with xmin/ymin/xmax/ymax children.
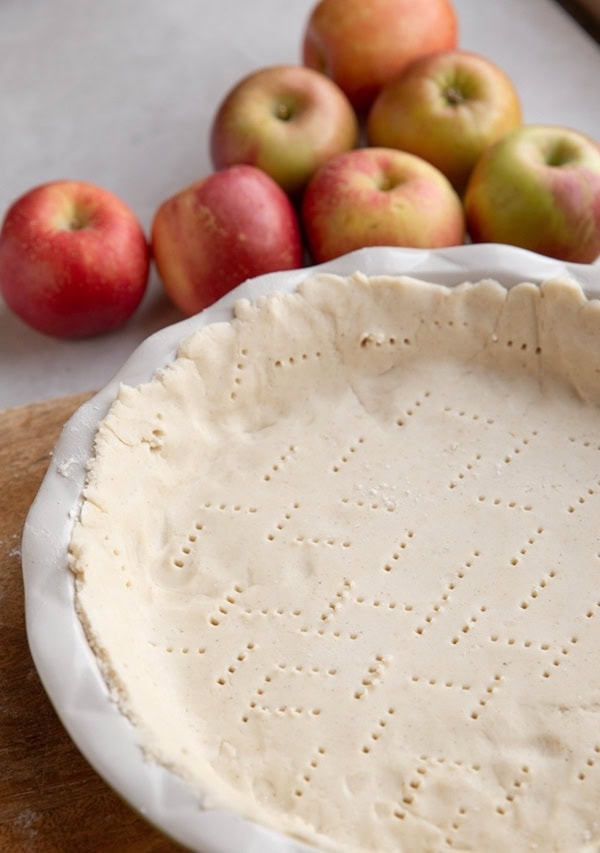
<box><xmin>21</xmin><ymin>244</ymin><xmax>600</xmax><ymax>853</ymax></box>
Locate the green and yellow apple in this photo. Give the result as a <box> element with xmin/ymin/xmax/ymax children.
<box><xmin>301</xmin><ymin>147</ymin><xmax>465</xmax><ymax>263</ymax></box>
<box><xmin>302</xmin><ymin>0</ymin><xmax>458</xmax><ymax>112</ymax></box>
<box><xmin>0</xmin><ymin>180</ymin><xmax>149</xmax><ymax>338</ymax></box>
<box><xmin>367</xmin><ymin>50</ymin><xmax>522</xmax><ymax>193</ymax></box>
<box><xmin>210</xmin><ymin>65</ymin><xmax>359</xmax><ymax>195</ymax></box>
<box><xmin>151</xmin><ymin>165</ymin><xmax>303</xmax><ymax>316</ymax></box>
<box><xmin>464</xmin><ymin>125</ymin><xmax>600</xmax><ymax>263</ymax></box>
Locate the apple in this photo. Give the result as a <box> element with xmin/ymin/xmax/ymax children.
<box><xmin>302</xmin><ymin>0</ymin><xmax>458</xmax><ymax>112</ymax></box>
<box><xmin>210</xmin><ymin>64</ymin><xmax>359</xmax><ymax>196</ymax></box>
<box><xmin>301</xmin><ymin>147</ymin><xmax>465</xmax><ymax>263</ymax></box>
<box><xmin>151</xmin><ymin>165</ymin><xmax>303</xmax><ymax>316</ymax></box>
<box><xmin>0</xmin><ymin>180</ymin><xmax>149</xmax><ymax>338</ymax></box>
<box><xmin>464</xmin><ymin>125</ymin><xmax>600</xmax><ymax>263</ymax></box>
<box><xmin>367</xmin><ymin>50</ymin><xmax>522</xmax><ymax>193</ymax></box>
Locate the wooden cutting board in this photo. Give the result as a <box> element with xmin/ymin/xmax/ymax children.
<box><xmin>0</xmin><ymin>393</ymin><xmax>182</xmax><ymax>852</ymax></box>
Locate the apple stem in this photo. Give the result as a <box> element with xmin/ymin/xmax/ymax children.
<box><xmin>546</xmin><ymin>141</ymin><xmax>576</xmax><ymax>167</ymax></box>
<box><xmin>275</xmin><ymin>102</ymin><xmax>293</xmax><ymax>121</ymax></box>
<box><xmin>70</xmin><ymin>212</ymin><xmax>89</xmax><ymax>230</ymax></box>
<box><xmin>64</xmin><ymin>204</ymin><xmax>93</xmax><ymax>231</ymax></box>
<box><xmin>445</xmin><ymin>86</ymin><xmax>464</xmax><ymax>106</ymax></box>
<box><xmin>376</xmin><ymin>173</ymin><xmax>396</xmax><ymax>192</ymax></box>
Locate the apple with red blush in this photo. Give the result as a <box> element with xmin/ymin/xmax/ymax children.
<box><xmin>0</xmin><ymin>180</ymin><xmax>150</xmax><ymax>338</ymax></box>
<box><xmin>367</xmin><ymin>50</ymin><xmax>522</xmax><ymax>193</ymax></box>
<box><xmin>464</xmin><ymin>124</ymin><xmax>600</xmax><ymax>263</ymax></box>
<box><xmin>301</xmin><ymin>147</ymin><xmax>465</xmax><ymax>263</ymax></box>
<box><xmin>151</xmin><ymin>165</ymin><xmax>303</xmax><ymax>316</ymax></box>
<box><xmin>210</xmin><ymin>65</ymin><xmax>358</xmax><ymax>196</ymax></box>
<box><xmin>302</xmin><ymin>0</ymin><xmax>458</xmax><ymax>112</ymax></box>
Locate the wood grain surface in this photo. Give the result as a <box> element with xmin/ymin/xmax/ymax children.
<box><xmin>557</xmin><ymin>0</ymin><xmax>600</xmax><ymax>40</ymax></box>
<box><xmin>0</xmin><ymin>394</ymin><xmax>182</xmax><ymax>852</ymax></box>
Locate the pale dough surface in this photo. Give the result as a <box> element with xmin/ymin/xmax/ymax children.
<box><xmin>69</xmin><ymin>273</ymin><xmax>600</xmax><ymax>852</ymax></box>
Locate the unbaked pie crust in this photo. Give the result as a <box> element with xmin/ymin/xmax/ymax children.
<box><xmin>69</xmin><ymin>272</ymin><xmax>600</xmax><ymax>852</ymax></box>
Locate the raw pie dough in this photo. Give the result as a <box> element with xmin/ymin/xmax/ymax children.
<box><xmin>69</xmin><ymin>272</ymin><xmax>600</xmax><ymax>853</ymax></box>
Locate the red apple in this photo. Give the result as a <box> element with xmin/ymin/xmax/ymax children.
<box><xmin>151</xmin><ymin>165</ymin><xmax>303</xmax><ymax>316</ymax></box>
<box><xmin>302</xmin><ymin>0</ymin><xmax>458</xmax><ymax>112</ymax></box>
<box><xmin>464</xmin><ymin>125</ymin><xmax>600</xmax><ymax>263</ymax></box>
<box><xmin>0</xmin><ymin>180</ymin><xmax>149</xmax><ymax>338</ymax></box>
<box><xmin>210</xmin><ymin>65</ymin><xmax>359</xmax><ymax>196</ymax></box>
<box><xmin>302</xmin><ymin>147</ymin><xmax>465</xmax><ymax>263</ymax></box>
<box><xmin>367</xmin><ymin>50</ymin><xmax>522</xmax><ymax>193</ymax></box>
